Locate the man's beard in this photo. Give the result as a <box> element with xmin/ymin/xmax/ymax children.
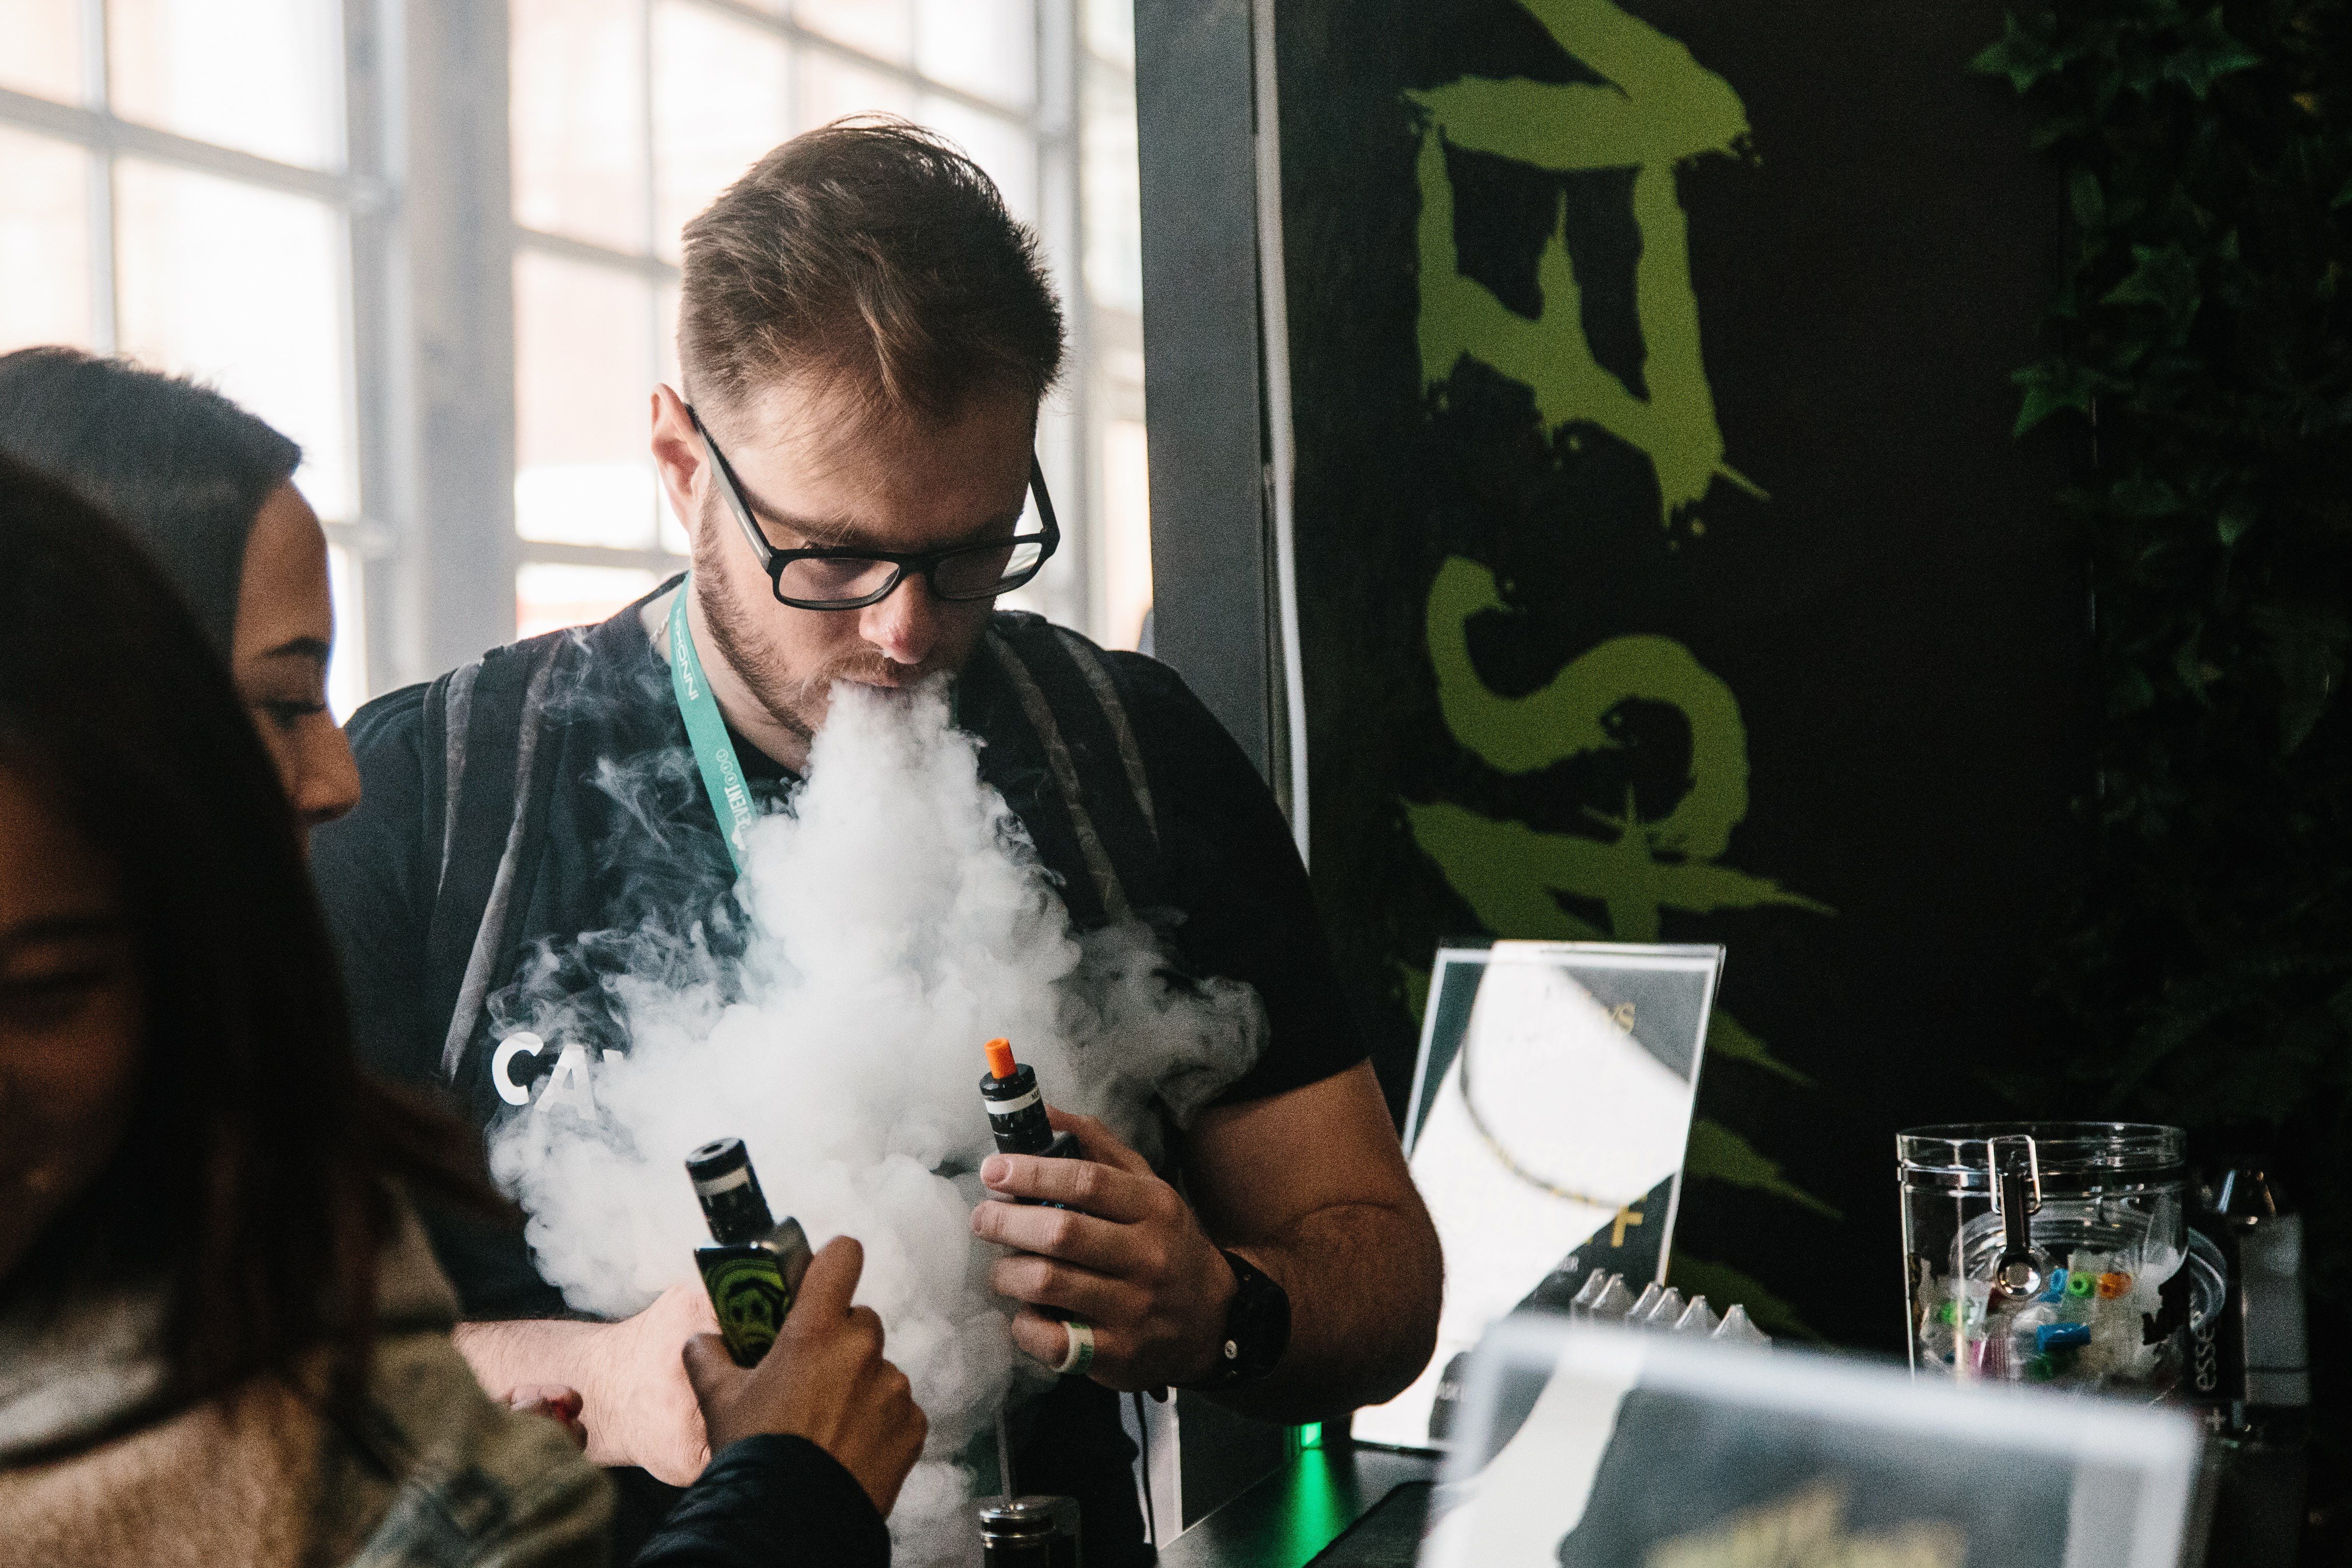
<box><xmin>691</xmin><ymin>521</ymin><xmax>932</xmax><ymax>744</ymax></box>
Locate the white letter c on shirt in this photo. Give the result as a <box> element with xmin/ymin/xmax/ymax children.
<box><xmin>492</xmin><ymin>1032</ymin><xmax>545</xmax><ymax>1105</ymax></box>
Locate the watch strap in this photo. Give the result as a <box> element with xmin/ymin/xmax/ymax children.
<box><xmin>1187</xmin><ymin>1249</ymin><xmax>1291</xmax><ymax>1391</ymax></box>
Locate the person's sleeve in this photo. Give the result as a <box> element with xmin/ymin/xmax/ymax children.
<box><xmin>1110</xmin><ymin>652</ymin><xmax>1368</xmax><ymax>1106</ymax></box>
<box><xmin>630</xmin><ymin>1436</ymin><xmax>889</xmax><ymax>1568</ymax></box>
<box><xmin>312</xmin><ymin>682</ymin><xmax>438</xmax><ymax>1088</ymax></box>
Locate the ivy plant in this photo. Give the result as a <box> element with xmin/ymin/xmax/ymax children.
<box><xmin>1976</xmin><ymin>0</ymin><xmax>2350</xmax><ymax>1527</ymax></box>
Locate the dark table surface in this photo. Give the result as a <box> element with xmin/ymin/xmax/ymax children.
<box><xmin>1156</xmin><ymin>1443</ymin><xmax>1441</xmax><ymax>1568</ymax></box>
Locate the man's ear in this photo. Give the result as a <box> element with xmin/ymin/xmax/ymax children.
<box><xmin>650</xmin><ymin>383</ymin><xmax>706</xmax><ymax>544</ymax></box>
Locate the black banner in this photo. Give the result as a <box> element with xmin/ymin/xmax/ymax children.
<box><xmin>1278</xmin><ymin>0</ymin><xmax>2086</xmax><ymax>1349</ymax></box>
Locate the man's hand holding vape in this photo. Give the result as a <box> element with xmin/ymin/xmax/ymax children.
<box><xmin>971</xmin><ymin>1107</ymin><xmax>1239</xmax><ymax>1389</ymax></box>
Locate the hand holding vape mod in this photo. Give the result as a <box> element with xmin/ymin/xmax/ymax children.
<box><xmin>688</xmin><ymin>1137</ymin><xmax>815</xmax><ymax>1366</ymax></box>
<box><xmin>978</xmin><ymin>1037</ymin><xmax>1081</xmax><ymax>1205</ymax></box>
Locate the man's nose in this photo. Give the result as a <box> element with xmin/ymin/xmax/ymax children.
<box><xmin>859</xmin><ymin>571</ymin><xmax>944</xmax><ymax>669</ymax></box>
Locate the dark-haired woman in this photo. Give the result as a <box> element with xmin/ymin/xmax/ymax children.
<box><xmin>0</xmin><ymin>346</ymin><xmax>359</xmax><ymax>840</ymax></box>
<box><xmin>0</xmin><ymin>457</ymin><xmax>915</xmax><ymax>1565</ymax></box>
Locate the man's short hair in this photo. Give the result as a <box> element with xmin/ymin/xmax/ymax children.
<box><xmin>678</xmin><ymin>117</ymin><xmax>1065</xmax><ymax>433</ymax></box>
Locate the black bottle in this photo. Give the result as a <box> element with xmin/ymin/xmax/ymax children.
<box><xmin>688</xmin><ymin>1137</ymin><xmax>813</xmax><ymax>1367</ymax></box>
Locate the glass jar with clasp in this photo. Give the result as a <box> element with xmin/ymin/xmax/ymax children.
<box><xmin>1897</xmin><ymin>1122</ymin><xmax>2224</xmax><ymax>1397</ymax></box>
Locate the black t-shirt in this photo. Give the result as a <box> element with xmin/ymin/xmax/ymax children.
<box><xmin>312</xmin><ymin>583</ymin><xmax>1363</xmax><ymax>1564</ymax></box>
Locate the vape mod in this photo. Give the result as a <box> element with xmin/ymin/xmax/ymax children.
<box><xmin>687</xmin><ymin>1136</ymin><xmax>814</xmax><ymax>1367</ymax></box>
<box><xmin>979</xmin><ymin>1037</ymin><xmax>1082</xmax><ymax>1205</ymax></box>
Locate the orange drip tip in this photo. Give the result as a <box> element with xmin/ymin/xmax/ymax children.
<box><xmin>983</xmin><ymin>1037</ymin><xmax>1018</xmax><ymax>1081</ymax></box>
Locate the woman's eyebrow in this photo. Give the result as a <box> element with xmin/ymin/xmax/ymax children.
<box><xmin>257</xmin><ymin>636</ymin><xmax>332</xmax><ymax>664</ymax></box>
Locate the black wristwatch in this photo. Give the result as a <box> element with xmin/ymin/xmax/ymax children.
<box><xmin>1187</xmin><ymin>1250</ymin><xmax>1291</xmax><ymax>1390</ymax></box>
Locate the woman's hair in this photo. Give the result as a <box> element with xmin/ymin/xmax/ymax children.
<box><xmin>0</xmin><ymin>454</ymin><xmax>489</xmax><ymax>1404</ymax></box>
<box><xmin>0</xmin><ymin>347</ymin><xmax>303</xmax><ymax>654</ymax></box>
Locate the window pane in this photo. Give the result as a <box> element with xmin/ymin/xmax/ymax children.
<box><xmin>518</xmin><ymin>561</ymin><xmax>661</xmax><ymax>640</ymax></box>
<box><xmin>108</xmin><ymin>0</ymin><xmax>341</xmax><ymax>169</ymax></box>
<box><xmin>798</xmin><ymin>46</ymin><xmax>914</xmax><ymax>130</ymax></box>
<box><xmin>915</xmin><ymin>0</ymin><xmax>1032</xmax><ymax>110</ymax></box>
<box><xmin>917</xmin><ymin>96</ymin><xmax>1033</xmax><ymax>228</ymax></box>
<box><xmin>1082</xmin><ymin>65</ymin><xmax>1141</xmax><ymax>314</ymax></box>
<box><xmin>1099</xmin><ymin>419</ymin><xmax>1150</xmax><ymax>650</ymax></box>
<box><xmin>512</xmin><ymin>0</ymin><xmax>650</xmax><ymax>253</ymax></box>
<box><xmin>515</xmin><ymin>249</ymin><xmax>658</xmax><ymax>550</ymax></box>
<box><xmin>113</xmin><ymin>159</ymin><xmax>355</xmax><ymax>519</ymax></box>
<box><xmin>1082</xmin><ymin>0</ymin><xmax>1132</xmax><ymax>70</ymax></box>
<box><xmin>0</xmin><ymin>0</ymin><xmax>83</xmax><ymax>103</ymax></box>
<box><xmin>651</xmin><ymin>0</ymin><xmax>789</xmax><ymax>265</ymax></box>
<box><xmin>796</xmin><ymin>0</ymin><xmax>910</xmax><ymax>68</ymax></box>
<box><xmin>0</xmin><ymin>128</ymin><xmax>93</xmax><ymax>351</ymax></box>
<box><xmin>326</xmin><ymin>539</ymin><xmax>366</xmax><ymax>719</ymax></box>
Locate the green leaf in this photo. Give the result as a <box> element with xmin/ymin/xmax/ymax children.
<box><xmin>2253</xmin><ymin>603</ymin><xmax>2350</xmax><ymax>754</ymax></box>
<box><xmin>2109</xmin><ymin>472</ymin><xmax>2183</xmax><ymax>516</ymax></box>
<box><xmin>2216</xmin><ymin>501</ymin><xmax>2256</xmax><ymax>546</ymax></box>
<box><xmin>2163</xmin><ymin>9</ymin><xmax>2262</xmax><ymax>98</ymax></box>
<box><xmin>1704</xmin><ymin>1010</ymin><xmax>1813</xmax><ymax>1088</ymax></box>
<box><xmin>2110</xmin><ymin>666</ymin><xmax>2158</xmax><ymax>716</ymax></box>
<box><xmin>2173</xmin><ymin>631</ymin><xmax>2211</xmax><ymax>703</ymax></box>
<box><xmin>2010</xmin><ymin>357</ymin><xmax>2098</xmax><ymax>435</ymax></box>
<box><xmin>1970</xmin><ymin>16</ymin><xmax>2062</xmax><ymax>93</ymax></box>
<box><xmin>1684</xmin><ymin>1120</ymin><xmax>1844</xmax><ymax>1220</ymax></box>
<box><xmin>2068</xmin><ymin>167</ymin><xmax>2106</xmax><ymax>230</ymax></box>
<box><xmin>2332</xmin><ymin>175</ymin><xmax>2352</xmax><ymax>210</ymax></box>
<box><xmin>2102</xmin><ymin>243</ymin><xmax>2202</xmax><ymax>321</ymax></box>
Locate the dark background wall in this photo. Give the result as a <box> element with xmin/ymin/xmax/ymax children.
<box><xmin>1272</xmin><ymin>0</ymin><xmax>2089</xmax><ymax>1353</ymax></box>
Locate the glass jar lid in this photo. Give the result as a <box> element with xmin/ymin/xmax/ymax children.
<box><xmin>1896</xmin><ymin>1121</ymin><xmax>2186</xmax><ymax>1196</ymax></box>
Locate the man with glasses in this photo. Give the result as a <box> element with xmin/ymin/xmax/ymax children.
<box><xmin>314</xmin><ymin>121</ymin><xmax>1440</xmax><ymax>1563</ymax></box>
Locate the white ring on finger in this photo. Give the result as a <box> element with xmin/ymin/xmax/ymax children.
<box><xmin>1052</xmin><ymin>1318</ymin><xmax>1096</xmax><ymax>1377</ymax></box>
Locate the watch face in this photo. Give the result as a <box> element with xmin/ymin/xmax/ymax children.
<box><xmin>1224</xmin><ymin>1252</ymin><xmax>1292</xmax><ymax>1382</ymax></box>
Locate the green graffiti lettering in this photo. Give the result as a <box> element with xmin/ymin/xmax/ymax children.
<box><xmin>1413</xmin><ymin>557</ymin><xmax>1828</xmax><ymax>942</ymax></box>
<box><xmin>1409</xmin><ymin>0</ymin><xmax>1762</xmax><ymax>523</ymax></box>
<box><xmin>1428</xmin><ymin>557</ymin><xmax>1748</xmax><ymax>856</ymax></box>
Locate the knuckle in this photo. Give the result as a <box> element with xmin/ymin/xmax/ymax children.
<box><xmin>1043</xmin><ymin>1211</ymin><xmax>1080</xmax><ymax>1253</ymax></box>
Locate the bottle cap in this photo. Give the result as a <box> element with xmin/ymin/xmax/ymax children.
<box><xmin>984</xmin><ymin>1037</ymin><xmax>1019</xmax><ymax>1081</ymax></box>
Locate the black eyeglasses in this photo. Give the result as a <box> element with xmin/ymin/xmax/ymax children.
<box><xmin>688</xmin><ymin>405</ymin><xmax>1059</xmax><ymax>611</ymax></box>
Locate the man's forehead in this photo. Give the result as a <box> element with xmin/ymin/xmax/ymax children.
<box><xmin>707</xmin><ymin>377</ymin><xmax>1035</xmax><ymax>535</ymax></box>
<box><xmin>716</xmin><ymin>373</ymin><xmax>1035</xmax><ymax>467</ymax></box>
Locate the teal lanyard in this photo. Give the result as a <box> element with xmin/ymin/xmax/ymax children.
<box><xmin>666</xmin><ymin>576</ymin><xmax>756</xmax><ymax>877</ymax></box>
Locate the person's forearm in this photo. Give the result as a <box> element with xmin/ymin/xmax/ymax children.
<box><xmin>1212</xmin><ymin>1199</ymin><xmax>1442</xmax><ymax>1422</ymax></box>
<box><xmin>454</xmin><ymin>1318</ymin><xmax>629</xmax><ymax>1466</ymax></box>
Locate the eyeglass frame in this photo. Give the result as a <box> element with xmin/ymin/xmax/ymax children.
<box><xmin>687</xmin><ymin>404</ymin><xmax>1060</xmax><ymax>612</ymax></box>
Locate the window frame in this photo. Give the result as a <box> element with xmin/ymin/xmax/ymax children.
<box><xmin>505</xmin><ymin>0</ymin><xmax>1097</xmax><ymax>644</ymax></box>
<box><xmin>0</xmin><ymin>0</ymin><xmax>401</xmax><ymax>707</ymax></box>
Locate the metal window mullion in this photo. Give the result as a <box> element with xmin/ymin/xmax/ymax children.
<box><xmin>342</xmin><ymin>0</ymin><xmax>411</xmax><ymax>703</ymax></box>
<box><xmin>76</xmin><ymin>0</ymin><xmax>115</xmax><ymax>351</ymax></box>
<box><xmin>1036</xmin><ymin>0</ymin><xmax>1088</xmax><ymax>636</ymax></box>
<box><xmin>0</xmin><ymin>89</ymin><xmax>377</xmax><ymax>208</ymax></box>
